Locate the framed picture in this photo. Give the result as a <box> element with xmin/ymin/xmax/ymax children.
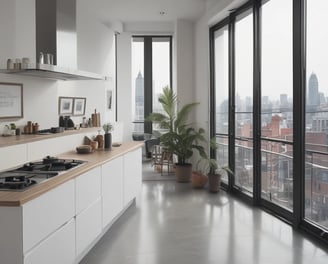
<box><xmin>58</xmin><ymin>97</ymin><xmax>73</xmax><ymax>115</ymax></box>
<box><xmin>0</xmin><ymin>82</ymin><xmax>23</xmax><ymax>119</ymax></box>
<box><xmin>73</xmin><ymin>97</ymin><xmax>86</xmax><ymax>116</ymax></box>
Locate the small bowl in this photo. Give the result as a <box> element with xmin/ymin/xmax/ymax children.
<box><xmin>76</xmin><ymin>145</ymin><xmax>92</xmax><ymax>154</ymax></box>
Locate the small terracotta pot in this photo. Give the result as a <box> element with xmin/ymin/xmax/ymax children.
<box><xmin>208</xmin><ymin>173</ymin><xmax>222</xmax><ymax>193</ymax></box>
<box><xmin>191</xmin><ymin>171</ymin><xmax>208</xmax><ymax>188</ymax></box>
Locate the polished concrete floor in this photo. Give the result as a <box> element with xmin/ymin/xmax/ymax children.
<box><xmin>80</xmin><ymin>181</ymin><xmax>328</xmax><ymax>264</ymax></box>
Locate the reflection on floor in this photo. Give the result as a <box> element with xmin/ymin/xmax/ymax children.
<box><xmin>80</xmin><ymin>180</ymin><xmax>328</xmax><ymax>264</ymax></box>
<box><xmin>142</xmin><ymin>159</ymin><xmax>176</xmax><ymax>181</ymax></box>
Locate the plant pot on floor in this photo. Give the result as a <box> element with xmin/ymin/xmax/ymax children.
<box><xmin>191</xmin><ymin>171</ymin><xmax>208</xmax><ymax>188</ymax></box>
<box><xmin>175</xmin><ymin>163</ymin><xmax>192</xmax><ymax>182</ymax></box>
<box><xmin>208</xmin><ymin>173</ymin><xmax>222</xmax><ymax>193</ymax></box>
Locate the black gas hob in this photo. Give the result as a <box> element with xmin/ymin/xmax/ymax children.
<box><xmin>0</xmin><ymin>156</ymin><xmax>86</xmax><ymax>191</ymax></box>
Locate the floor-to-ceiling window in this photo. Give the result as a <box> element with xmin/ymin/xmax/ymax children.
<box><xmin>131</xmin><ymin>36</ymin><xmax>172</xmax><ymax>134</ymax></box>
<box><xmin>212</xmin><ymin>24</ymin><xmax>230</xmax><ymax>184</ymax></box>
<box><xmin>234</xmin><ymin>8</ymin><xmax>254</xmax><ymax>195</ymax></box>
<box><xmin>305</xmin><ymin>0</ymin><xmax>328</xmax><ymax>230</ymax></box>
<box><xmin>261</xmin><ymin>0</ymin><xmax>293</xmax><ymax>211</ymax></box>
<box><xmin>210</xmin><ymin>0</ymin><xmax>328</xmax><ymax>245</ymax></box>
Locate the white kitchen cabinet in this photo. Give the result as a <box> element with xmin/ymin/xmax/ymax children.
<box><xmin>76</xmin><ymin>198</ymin><xmax>102</xmax><ymax>258</ymax></box>
<box><xmin>123</xmin><ymin>148</ymin><xmax>142</xmax><ymax>206</ymax></box>
<box><xmin>23</xmin><ymin>179</ymin><xmax>75</xmax><ymax>254</ymax></box>
<box><xmin>75</xmin><ymin>167</ymin><xmax>102</xmax><ymax>258</ymax></box>
<box><xmin>101</xmin><ymin>156</ymin><xmax>124</xmax><ymax>228</ymax></box>
<box><xmin>0</xmin><ymin>143</ymin><xmax>143</xmax><ymax>264</ymax></box>
<box><xmin>75</xmin><ymin>166</ymin><xmax>101</xmax><ymax>215</ymax></box>
<box><xmin>24</xmin><ymin>219</ymin><xmax>75</xmax><ymax>264</ymax></box>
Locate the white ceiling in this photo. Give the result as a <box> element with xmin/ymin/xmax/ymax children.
<box><xmin>78</xmin><ymin>0</ymin><xmax>208</xmax><ymax>24</ymax></box>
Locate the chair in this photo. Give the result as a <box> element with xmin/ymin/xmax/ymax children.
<box><xmin>144</xmin><ymin>138</ymin><xmax>160</xmax><ymax>158</ymax></box>
<box><xmin>151</xmin><ymin>145</ymin><xmax>175</xmax><ymax>175</ymax></box>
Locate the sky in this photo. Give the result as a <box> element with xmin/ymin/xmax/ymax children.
<box><xmin>216</xmin><ymin>0</ymin><xmax>328</xmax><ymax>104</ymax></box>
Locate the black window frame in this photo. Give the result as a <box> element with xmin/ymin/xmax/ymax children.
<box><xmin>132</xmin><ymin>35</ymin><xmax>173</xmax><ymax>134</ymax></box>
<box><xmin>209</xmin><ymin>0</ymin><xmax>328</xmax><ymax>245</ymax></box>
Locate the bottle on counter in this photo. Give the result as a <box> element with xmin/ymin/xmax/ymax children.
<box><xmin>32</xmin><ymin>123</ymin><xmax>39</xmax><ymax>134</ymax></box>
<box><xmin>95</xmin><ymin>130</ymin><xmax>104</xmax><ymax>149</ymax></box>
<box><xmin>7</xmin><ymin>59</ymin><xmax>14</xmax><ymax>70</ymax></box>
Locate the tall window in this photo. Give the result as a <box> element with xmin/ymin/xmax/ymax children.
<box><xmin>210</xmin><ymin>0</ymin><xmax>328</xmax><ymax>246</ymax></box>
<box><xmin>131</xmin><ymin>36</ymin><xmax>172</xmax><ymax>134</ymax></box>
<box><xmin>305</xmin><ymin>0</ymin><xmax>328</xmax><ymax>229</ymax></box>
<box><xmin>234</xmin><ymin>9</ymin><xmax>254</xmax><ymax>195</ymax></box>
<box><xmin>260</xmin><ymin>0</ymin><xmax>293</xmax><ymax>211</ymax></box>
<box><xmin>213</xmin><ymin>25</ymin><xmax>229</xmax><ymax>184</ymax></box>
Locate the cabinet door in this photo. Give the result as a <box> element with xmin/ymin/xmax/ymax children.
<box><xmin>24</xmin><ymin>219</ymin><xmax>75</xmax><ymax>264</ymax></box>
<box><xmin>23</xmin><ymin>180</ymin><xmax>75</xmax><ymax>253</ymax></box>
<box><xmin>75</xmin><ymin>167</ymin><xmax>101</xmax><ymax>215</ymax></box>
<box><xmin>76</xmin><ymin>198</ymin><xmax>102</xmax><ymax>258</ymax></box>
<box><xmin>101</xmin><ymin>156</ymin><xmax>124</xmax><ymax>228</ymax></box>
<box><xmin>123</xmin><ymin>148</ymin><xmax>142</xmax><ymax>206</ymax></box>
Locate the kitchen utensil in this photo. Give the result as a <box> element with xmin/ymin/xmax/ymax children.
<box><xmin>91</xmin><ymin>109</ymin><xmax>100</xmax><ymax>127</ymax></box>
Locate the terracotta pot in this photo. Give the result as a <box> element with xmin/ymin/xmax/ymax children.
<box><xmin>208</xmin><ymin>173</ymin><xmax>222</xmax><ymax>193</ymax></box>
<box><xmin>175</xmin><ymin>163</ymin><xmax>192</xmax><ymax>182</ymax></box>
<box><xmin>192</xmin><ymin>171</ymin><xmax>208</xmax><ymax>188</ymax></box>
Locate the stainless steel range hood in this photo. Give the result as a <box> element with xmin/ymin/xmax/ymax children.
<box><xmin>0</xmin><ymin>0</ymin><xmax>106</xmax><ymax>81</ymax></box>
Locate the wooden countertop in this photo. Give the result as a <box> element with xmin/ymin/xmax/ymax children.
<box><xmin>0</xmin><ymin>141</ymin><xmax>144</xmax><ymax>207</ymax></box>
<box><xmin>0</xmin><ymin>127</ymin><xmax>100</xmax><ymax>148</ymax></box>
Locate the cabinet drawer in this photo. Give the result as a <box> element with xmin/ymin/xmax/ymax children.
<box><xmin>124</xmin><ymin>148</ymin><xmax>142</xmax><ymax>205</ymax></box>
<box><xmin>102</xmin><ymin>156</ymin><xmax>124</xmax><ymax>227</ymax></box>
<box><xmin>76</xmin><ymin>198</ymin><xmax>102</xmax><ymax>257</ymax></box>
<box><xmin>24</xmin><ymin>219</ymin><xmax>75</xmax><ymax>264</ymax></box>
<box><xmin>75</xmin><ymin>167</ymin><xmax>101</xmax><ymax>215</ymax></box>
<box><xmin>23</xmin><ymin>180</ymin><xmax>75</xmax><ymax>253</ymax></box>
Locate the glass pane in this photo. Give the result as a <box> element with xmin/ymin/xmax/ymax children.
<box><xmin>152</xmin><ymin>38</ymin><xmax>170</xmax><ymax>114</ymax></box>
<box><xmin>261</xmin><ymin>0</ymin><xmax>293</xmax><ymax>211</ymax></box>
<box><xmin>305</xmin><ymin>0</ymin><xmax>328</xmax><ymax>229</ymax></box>
<box><xmin>234</xmin><ymin>10</ymin><xmax>254</xmax><ymax>195</ymax></box>
<box><xmin>261</xmin><ymin>140</ymin><xmax>293</xmax><ymax>210</ymax></box>
<box><xmin>214</xmin><ymin>26</ymin><xmax>229</xmax><ymax>134</ymax></box>
<box><xmin>132</xmin><ymin>37</ymin><xmax>144</xmax><ymax>133</ymax></box>
<box><xmin>235</xmin><ymin>139</ymin><xmax>253</xmax><ymax>193</ymax></box>
<box><xmin>217</xmin><ymin>135</ymin><xmax>229</xmax><ymax>183</ymax></box>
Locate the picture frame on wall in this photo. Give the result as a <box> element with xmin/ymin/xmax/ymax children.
<box><xmin>73</xmin><ymin>97</ymin><xmax>86</xmax><ymax>116</ymax></box>
<box><xmin>58</xmin><ymin>97</ymin><xmax>74</xmax><ymax>115</ymax></box>
<box><xmin>0</xmin><ymin>82</ymin><xmax>23</xmax><ymax>119</ymax></box>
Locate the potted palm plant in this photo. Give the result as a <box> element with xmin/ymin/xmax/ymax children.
<box><xmin>147</xmin><ymin>86</ymin><xmax>207</xmax><ymax>182</ymax></box>
<box><xmin>202</xmin><ymin>138</ymin><xmax>233</xmax><ymax>192</ymax></box>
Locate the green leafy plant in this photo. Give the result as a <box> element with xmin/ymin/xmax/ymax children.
<box><xmin>102</xmin><ymin>123</ymin><xmax>113</xmax><ymax>133</ymax></box>
<box><xmin>147</xmin><ymin>86</ymin><xmax>207</xmax><ymax>165</ymax></box>
<box><xmin>197</xmin><ymin>137</ymin><xmax>233</xmax><ymax>175</ymax></box>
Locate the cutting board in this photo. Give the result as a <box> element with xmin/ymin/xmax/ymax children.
<box><xmin>91</xmin><ymin>110</ymin><xmax>100</xmax><ymax>127</ymax></box>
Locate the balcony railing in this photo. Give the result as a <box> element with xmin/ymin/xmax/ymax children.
<box><xmin>216</xmin><ymin>134</ymin><xmax>328</xmax><ymax>230</ymax></box>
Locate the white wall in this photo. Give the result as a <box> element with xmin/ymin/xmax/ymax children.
<box><xmin>0</xmin><ymin>0</ymin><xmax>118</xmax><ymax>141</ymax></box>
<box><xmin>117</xmin><ymin>33</ymin><xmax>133</xmax><ymax>142</ymax></box>
<box><xmin>174</xmin><ymin>20</ymin><xmax>195</xmax><ymax>112</ymax></box>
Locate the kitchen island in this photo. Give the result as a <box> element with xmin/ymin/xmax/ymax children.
<box><xmin>0</xmin><ymin>141</ymin><xmax>143</xmax><ymax>264</ymax></box>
